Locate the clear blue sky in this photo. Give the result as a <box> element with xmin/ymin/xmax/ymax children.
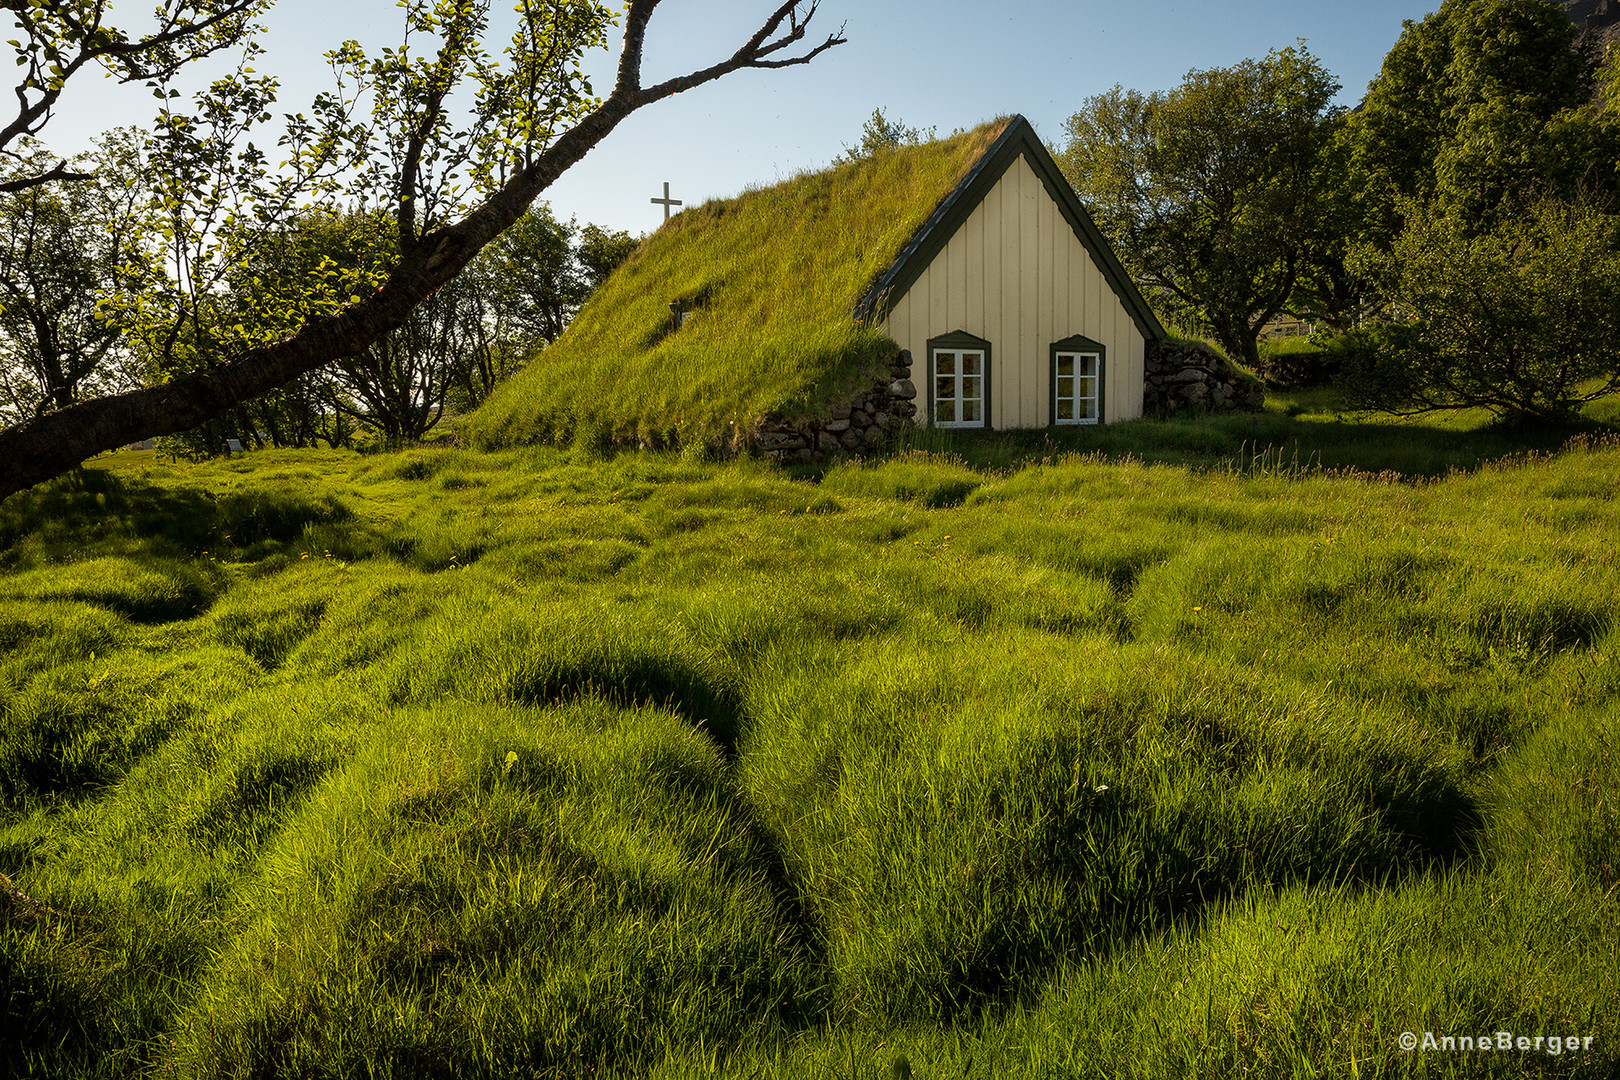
<box><xmin>34</xmin><ymin>0</ymin><xmax>1441</xmax><ymax>237</ymax></box>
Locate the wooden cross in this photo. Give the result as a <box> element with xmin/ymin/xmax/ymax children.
<box><xmin>651</xmin><ymin>181</ymin><xmax>682</xmax><ymax>221</ymax></box>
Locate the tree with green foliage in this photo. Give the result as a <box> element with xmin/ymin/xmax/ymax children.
<box><xmin>575</xmin><ymin>222</ymin><xmax>641</xmax><ymax>292</ymax></box>
<box><xmin>212</xmin><ymin>208</ymin><xmax>395</xmax><ymax>452</ymax></box>
<box><xmin>332</xmin><ymin>287</ymin><xmax>462</xmax><ymax>444</ymax></box>
<box><xmin>834</xmin><ymin>107</ymin><xmax>935</xmax><ymax>164</ymax></box>
<box><xmin>0</xmin><ymin>0</ymin><xmax>846</xmax><ymax>501</ymax></box>
<box><xmin>482</xmin><ymin>211</ymin><xmax>642</xmax><ymax>348</ymax></box>
<box><xmin>1347</xmin><ymin>0</ymin><xmax>1609</xmax><ymax>233</ymax></box>
<box><xmin>215</xmin><ymin>202</ymin><xmax>618</xmax><ymax>442</ymax></box>
<box><xmin>288</xmin><ymin>206</ymin><xmax>477</xmax><ymax>443</ymax></box>
<box><xmin>0</xmin><ymin>141</ymin><xmax>146</xmax><ymax>422</ymax></box>
<box><xmin>442</xmin><ymin>283</ymin><xmax>525</xmax><ymax>416</ymax></box>
<box><xmin>1282</xmin><ymin>116</ymin><xmax>1379</xmax><ymax>332</ymax></box>
<box><xmin>206</xmin><ymin>202</ymin><xmax>627</xmax><ymax>439</ymax></box>
<box><xmin>482</xmin><ymin>205</ymin><xmax>590</xmax><ymax>348</ymax></box>
<box><xmin>1</xmin><ymin>0</ymin><xmax>270</xmax><ymax>193</ymax></box>
<box><xmin>1331</xmin><ymin>4</ymin><xmax>1620</xmax><ymax>423</ymax></box>
<box><xmin>1059</xmin><ymin>45</ymin><xmax>1341</xmax><ymax>369</ymax></box>
<box><xmin>1340</xmin><ymin>195</ymin><xmax>1620</xmax><ymax>422</ymax></box>
<box><xmin>444</xmin><ymin>211</ymin><xmax>640</xmax><ymax>414</ymax></box>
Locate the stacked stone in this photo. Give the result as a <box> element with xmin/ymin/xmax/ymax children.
<box><xmin>755</xmin><ymin>350</ymin><xmax>919</xmax><ymax>463</ymax></box>
<box><xmin>1142</xmin><ymin>341</ymin><xmax>1265</xmax><ymax>415</ymax></box>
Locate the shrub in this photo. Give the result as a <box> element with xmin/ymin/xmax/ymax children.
<box><xmin>1256</xmin><ymin>334</ymin><xmax>1337</xmax><ymax>387</ymax></box>
<box><xmin>1343</xmin><ymin>197</ymin><xmax>1620</xmax><ymax>422</ymax></box>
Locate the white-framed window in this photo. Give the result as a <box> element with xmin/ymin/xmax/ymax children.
<box><xmin>1054</xmin><ymin>351</ymin><xmax>1100</xmax><ymax>425</ymax></box>
<box><xmin>933</xmin><ymin>348</ymin><xmax>986</xmax><ymax>428</ymax></box>
<box><xmin>1051</xmin><ymin>336</ymin><xmax>1106</xmax><ymax>427</ymax></box>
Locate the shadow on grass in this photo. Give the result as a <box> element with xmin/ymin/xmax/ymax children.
<box><xmin>885</xmin><ymin>406</ymin><xmax>1618</xmax><ymax>478</ymax></box>
<box><xmin>512</xmin><ymin>652</ymin><xmax>749</xmax><ymax>759</ymax></box>
<box><xmin>959</xmin><ymin>790</ymin><xmax>1481</xmax><ymax>1029</ymax></box>
<box><xmin>0</xmin><ymin>468</ymin><xmax>220</xmax><ymax>561</ymax></box>
<box><xmin>0</xmin><ymin>467</ymin><xmax>358</xmax><ymax>568</ymax></box>
<box><xmin>0</xmin><ymin>938</ymin><xmax>101</xmax><ymax>1080</ymax></box>
<box><xmin>0</xmin><ymin>669</ymin><xmax>180</xmax><ymax>807</ymax></box>
<box><xmin>838</xmin><ymin>715</ymin><xmax>1487</xmax><ymax>1027</ymax></box>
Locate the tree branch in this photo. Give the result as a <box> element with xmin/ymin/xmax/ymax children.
<box><xmin>0</xmin><ymin>160</ymin><xmax>95</xmax><ymax>194</ymax></box>
<box><xmin>635</xmin><ymin>1</ymin><xmax>844</xmax><ymax>103</ymax></box>
<box><xmin>0</xmin><ymin>1</ymin><xmax>264</xmax><ymax>188</ymax></box>
<box><xmin>396</xmin><ymin>12</ymin><xmax>479</xmax><ymax>255</ymax></box>
<box><xmin>0</xmin><ymin>1</ymin><xmax>845</xmax><ymax>500</ymax></box>
<box><xmin>614</xmin><ymin>0</ymin><xmax>661</xmax><ymax>96</ymax></box>
<box><xmin>96</xmin><ymin>6</ymin><xmax>258</xmax><ymax>71</ymax></box>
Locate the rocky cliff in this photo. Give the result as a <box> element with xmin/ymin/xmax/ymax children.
<box><xmin>1567</xmin><ymin>0</ymin><xmax>1620</xmax><ymax>55</ymax></box>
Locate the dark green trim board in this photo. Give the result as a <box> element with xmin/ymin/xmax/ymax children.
<box><xmin>927</xmin><ymin>330</ymin><xmax>992</xmax><ymax>430</ymax></box>
<box><xmin>855</xmin><ymin>115</ymin><xmax>1167</xmax><ymax>344</ymax></box>
<box><xmin>1050</xmin><ymin>334</ymin><xmax>1107</xmax><ymax>426</ymax></box>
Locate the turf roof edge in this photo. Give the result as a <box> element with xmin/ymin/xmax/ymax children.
<box><xmin>854</xmin><ymin>115</ymin><xmax>1167</xmax><ymax>344</ymax></box>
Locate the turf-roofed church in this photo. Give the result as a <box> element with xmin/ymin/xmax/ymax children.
<box><xmin>463</xmin><ymin>116</ymin><xmax>1165</xmax><ymax>456</ymax></box>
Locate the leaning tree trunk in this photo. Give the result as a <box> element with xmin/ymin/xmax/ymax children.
<box><xmin>0</xmin><ymin>131</ymin><xmax>605</xmax><ymax>499</ymax></box>
<box><xmin>0</xmin><ymin>0</ymin><xmax>843</xmax><ymax>502</ymax></box>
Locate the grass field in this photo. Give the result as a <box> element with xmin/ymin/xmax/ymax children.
<box><xmin>2</xmin><ymin>402</ymin><xmax>1618</xmax><ymax>1078</ymax></box>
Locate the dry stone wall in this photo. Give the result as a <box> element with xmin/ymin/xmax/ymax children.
<box><xmin>1143</xmin><ymin>340</ymin><xmax>1265</xmax><ymax>416</ymax></box>
<box><xmin>753</xmin><ymin>351</ymin><xmax>918</xmax><ymax>463</ymax></box>
<box><xmin>747</xmin><ymin>339</ymin><xmax>1262</xmax><ymax>462</ymax></box>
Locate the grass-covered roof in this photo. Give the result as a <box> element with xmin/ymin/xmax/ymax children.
<box><xmin>462</xmin><ymin>119</ymin><xmax>1013</xmax><ymax>451</ymax></box>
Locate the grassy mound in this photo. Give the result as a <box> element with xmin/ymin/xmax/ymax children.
<box><xmin>461</xmin><ymin>121</ymin><xmax>1011</xmax><ymax>452</ymax></box>
<box><xmin>2</xmin><ymin>430</ymin><xmax>1619</xmax><ymax>1077</ymax></box>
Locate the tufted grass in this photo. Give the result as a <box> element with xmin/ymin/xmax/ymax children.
<box><xmin>460</xmin><ymin>121</ymin><xmax>1011</xmax><ymax>453</ymax></box>
<box><xmin>2</xmin><ymin>432</ymin><xmax>1619</xmax><ymax>1078</ymax></box>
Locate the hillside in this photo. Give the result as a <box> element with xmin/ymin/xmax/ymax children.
<box><xmin>461</xmin><ymin>121</ymin><xmax>1011</xmax><ymax>453</ymax></box>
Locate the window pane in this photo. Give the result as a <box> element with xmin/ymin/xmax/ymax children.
<box><xmin>1058</xmin><ymin>356</ymin><xmax>1073</xmax><ymax>377</ymax></box>
<box><xmin>1057</xmin><ymin>376</ymin><xmax>1073</xmax><ymax>398</ymax></box>
<box><xmin>963</xmin><ymin>399</ymin><xmax>980</xmax><ymax>423</ymax></box>
<box><xmin>937</xmin><ymin>352</ymin><xmax>956</xmax><ymax>376</ymax></box>
<box><xmin>963</xmin><ymin>353</ymin><xmax>981</xmax><ymax>376</ymax></box>
<box><xmin>1079</xmin><ymin>376</ymin><xmax>1096</xmax><ymax>399</ymax></box>
<box><xmin>936</xmin><ymin>377</ymin><xmax>955</xmax><ymax>400</ymax></box>
<box><xmin>962</xmin><ymin>376</ymin><xmax>980</xmax><ymax>400</ymax></box>
<box><xmin>936</xmin><ymin>399</ymin><xmax>956</xmax><ymax>423</ymax></box>
<box><xmin>1080</xmin><ymin>354</ymin><xmax>1098</xmax><ymax>377</ymax></box>
<box><xmin>1058</xmin><ymin>400</ymin><xmax>1074</xmax><ymax>420</ymax></box>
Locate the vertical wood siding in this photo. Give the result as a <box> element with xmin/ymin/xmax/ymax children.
<box><xmin>883</xmin><ymin>154</ymin><xmax>1146</xmax><ymax>428</ymax></box>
